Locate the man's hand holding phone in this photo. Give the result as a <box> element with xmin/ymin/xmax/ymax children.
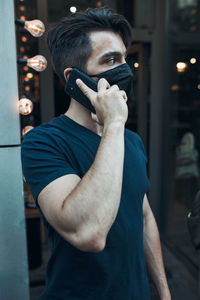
<box><xmin>76</xmin><ymin>78</ymin><xmax>128</xmax><ymax>127</ymax></box>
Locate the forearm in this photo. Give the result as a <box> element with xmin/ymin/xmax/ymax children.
<box><xmin>60</xmin><ymin>122</ymin><xmax>125</xmax><ymax>249</ymax></box>
<box><xmin>143</xmin><ymin>214</ymin><xmax>171</xmax><ymax>299</ymax></box>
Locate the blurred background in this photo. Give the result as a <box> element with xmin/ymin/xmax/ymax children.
<box><xmin>1</xmin><ymin>0</ymin><xmax>200</xmax><ymax>299</ymax></box>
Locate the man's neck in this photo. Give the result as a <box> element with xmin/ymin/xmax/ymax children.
<box><xmin>64</xmin><ymin>98</ymin><xmax>103</xmax><ymax>136</ymax></box>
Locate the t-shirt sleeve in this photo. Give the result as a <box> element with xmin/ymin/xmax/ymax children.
<box><xmin>21</xmin><ymin>128</ymin><xmax>79</xmax><ymax>204</ymax></box>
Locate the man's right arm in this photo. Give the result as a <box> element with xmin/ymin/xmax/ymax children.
<box><xmin>38</xmin><ymin>78</ymin><xmax>127</xmax><ymax>252</ymax></box>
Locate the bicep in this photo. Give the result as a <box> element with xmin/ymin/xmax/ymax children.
<box><xmin>38</xmin><ymin>173</ymin><xmax>81</xmax><ymax>235</ymax></box>
<box><xmin>143</xmin><ymin>194</ymin><xmax>154</xmax><ymax>220</ymax></box>
<box><xmin>143</xmin><ymin>194</ymin><xmax>150</xmax><ymax>216</ymax></box>
<box><xmin>143</xmin><ymin>194</ymin><xmax>157</xmax><ymax>236</ymax></box>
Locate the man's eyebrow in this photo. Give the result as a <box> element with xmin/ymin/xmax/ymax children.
<box><xmin>100</xmin><ymin>51</ymin><xmax>127</xmax><ymax>59</ymax></box>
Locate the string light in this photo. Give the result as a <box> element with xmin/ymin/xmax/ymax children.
<box><xmin>16</xmin><ymin>10</ymin><xmax>46</xmax><ymax>137</ymax></box>
<box><xmin>27</xmin><ymin>55</ymin><xmax>47</xmax><ymax>71</ymax></box>
<box><xmin>26</xmin><ymin>72</ymin><xmax>34</xmax><ymax>79</ymax></box>
<box><xmin>197</xmin><ymin>84</ymin><xmax>200</xmax><ymax>90</ymax></box>
<box><xmin>18</xmin><ymin>55</ymin><xmax>47</xmax><ymax>72</ymax></box>
<box><xmin>176</xmin><ymin>62</ymin><xmax>187</xmax><ymax>73</ymax></box>
<box><xmin>17</xmin><ymin>97</ymin><xmax>33</xmax><ymax>115</ymax></box>
<box><xmin>22</xmin><ymin>126</ymin><xmax>34</xmax><ymax>136</ymax></box>
<box><xmin>19</xmin><ymin>6</ymin><xmax>25</xmax><ymax>12</ymax></box>
<box><xmin>134</xmin><ymin>62</ymin><xmax>140</xmax><ymax>69</ymax></box>
<box><xmin>190</xmin><ymin>58</ymin><xmax>196</xmax><ymax>64</ymax></box>
<box><xmin>21</xmin><ymin>36</ymin><xmax>27</xmax><ymax>42</ymax></box>
<box><xmin>97</xmin><ymin>1</ymin><xmax>103</xmax><ymax>7</ymax></box>
<box><xmin>20</xmin><ymin>46</ymin><xmax>25</xmax><ymax>53</ymax></box>
<box><xmin>70</xmin><ymin>6</ymin><xmax>77</xmax><ymax>13</ymax></box>
<box><xmin>171</xmin><ymin>84</ymin><xmax>180</xmax><ymax>91</ymax></box>
<box><xmin>25</xmin><ymin>86</ymin><xmax>30</xmax><ymax>92</ymax></box>
<box><xmin>15</xmin><ymin>18</ymin><xmax>45</xmax><ymax>37</ymax></box>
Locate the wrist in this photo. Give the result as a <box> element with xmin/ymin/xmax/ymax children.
<box><xmin>103</xmin><ymin>121</ymin><xmax>125</xmax><ymax>135</ymax></box>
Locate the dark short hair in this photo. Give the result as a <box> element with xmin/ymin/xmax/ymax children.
<box><xmin>47</xmin><ymin>8</ymin><xmax>132</xmax><ymax>83</ymax></box>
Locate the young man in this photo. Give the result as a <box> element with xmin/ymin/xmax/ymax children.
<box><xmin>21</xmin><ymin>8</ymin><xmax>171</xmax><ymax>300</ymax></box>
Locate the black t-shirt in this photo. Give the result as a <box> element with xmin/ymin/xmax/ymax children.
<box><xmin>21</xmin><ymin>114</ymin><xmax>150</xmax><ymax>300</ymax></box>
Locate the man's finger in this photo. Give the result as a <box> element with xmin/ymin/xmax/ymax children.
<box><xmin>109</xmin><ymin>84</ymin><xmax>120</xmax><ymax>92</ymax></box>
<box><xmin>97</xmin><ymin>78</ymin><xmax>110</xmax><ymax>92</ymax></box>
<box><xmin>76</xmin><ymin>79</ymin><xmax>96</xmax><ymax>102</ymax></box>
<box><xmin>91</xmin><ymin>112</ymin><xmax>102</xmax><ymax>125</ymax></box>
<box><xmin>120</xmin><ymin>90</ymin><xmax>127</xmax><ymax>102</ymax></box>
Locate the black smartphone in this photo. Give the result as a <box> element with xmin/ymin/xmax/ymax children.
<box><xmin>65</xmin><ymin>68</ymin><xmax>97</xmax><ymax>113</ymax></box>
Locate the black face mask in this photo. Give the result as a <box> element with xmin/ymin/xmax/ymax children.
<box><xmin>89</xmin><ymin>63</ymin><xmax>134</xmax><ymax>100</ymax></box>
<box><xmin>64</xmin><ymin>63</ymin><xmax>133</xmax><ymax>113</ymax></box>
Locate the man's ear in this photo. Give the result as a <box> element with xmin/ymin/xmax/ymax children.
<box><xmin>63</xmin><ymin>67</ymin><xmax>72</xmax><ymax>81</ymax></box>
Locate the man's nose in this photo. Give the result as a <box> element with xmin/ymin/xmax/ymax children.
<box><xmin>122</xmin><ymin>58</ymin><xmax>126</xmax><ymax>64</ymax></box>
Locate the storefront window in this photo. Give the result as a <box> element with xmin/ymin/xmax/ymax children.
<box><xmin>173</xmin><ymin>0</ymin><xmax>200</xmax><ymax>32</ymax></box>
<box><xmin>164</xmin><ymin>46</ymin><xmax>200</xmax><ymax>266</ymax></box>
<box><xmin>133</xmin><ymin>0</ymin><xmax>155</xmax><ymax>29</ymax></box>
<box><xmin>48</xmin><ymin>0</ymin><xmax>115</xmax><ymax>23</ymax></box>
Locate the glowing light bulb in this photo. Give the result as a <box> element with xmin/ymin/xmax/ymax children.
<box><xmin>20</xmin><ymin>46</ymin><xmax>25</xmax><ymax>53</ymax></box>
<box><xmin>24</xmin><ymin>19</ymin><xmax>45</xmax><ymax>37</ymax></box>
<box><xmin>18</xmin><ymin>55</ymin><xmax>47</xmax><ymax>72</ymax></box>
<box><xmin>17</xmin><ymin>97</ymin><xmax>33</xmax><ymax>115</ymax></box>
<box><xmin>97</xmin><ymin>1</ymin><xmax>102</xmax><ymax>7</ymax></box>
<box><xmin>27</xmin><ymin>55</ymin><xmax>47</xmax><ymax>71</ymax></box>
<box><xmin>197</xmin><ymin>84</ymin><xmax>200</xmax><ymax>90</ymax></box>
<box><xmin>25</xmin><ymin>86</ymin><xmax>30</xmax><ymax>92</ymax></box>
<box><xmin>190</xmin><ymin>58</ymin><xmax>196</xmax><ymax>64</ymax></box>
<box><xmin>22</xmin><ymin>126</ymin><xmax>34</xmax><ymax>136</ymax></box>
<box><xmin>26</xmin><ymin>72</ymin><xmax>34</xmax><ymax>79</ymax></box>
<box><xmin>171</xmin><ymin>84</ymin><xmax>180</xmax><ymax>91</ymax></box>
<box><xmin>19</xmin><ymin>6</ymin><xmax>25</xmax><ymax>12</ymax></box>
<box><xmin>70</xmin><ymin>6</ymin><xmax>77</xmax><ymax>13</ymax></box>
<box><xmin>15</xmin><ymin>18</ymin><xmax>45</xmax><ymax>37</ymax></box>
<box><xmin>134</xmin><ymin>62</ymin><xmax>139</xmax><ymax>69</ymax></box>
<box><xmin>176</xmin><ymin>62</ymin><xmax>187</xmax><ymax>73</ymax></box>
<box><xmin>21</xmin><ymin>36</ymin><xmax>27</xmax><ymax>42</ymax></box>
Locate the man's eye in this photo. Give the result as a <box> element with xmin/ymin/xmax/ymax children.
<box><xmin>107</xmin><ymin>58</ymin><xmax>116</xmax><ymax>65</ymax></box>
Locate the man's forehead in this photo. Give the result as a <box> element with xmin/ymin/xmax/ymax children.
<box><xmin>89</xmin><ymin>31</ymin><xmax>126</xmax><ymax>58</ymax></box>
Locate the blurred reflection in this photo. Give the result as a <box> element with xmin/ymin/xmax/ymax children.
<box><xmin>168</xmin><ymin>48</ymin><xmax>200</xmax><ymax>246</ymax></box>
<box><xmin>173</xmin><ymin>0</ymin><xmax>200</xmax><ymax>32</ymax></box>
<box><xmin>175</xmin><ymin>132</ymin><xmax>199</xmax><ymax>208</ymax></box>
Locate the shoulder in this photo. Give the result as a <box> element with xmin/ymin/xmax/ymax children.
<box><xmin>21</xmin><ymin>116</ymin><xmax>64</xmax><ymax>151</ymax></box>
<box><xmin>21</xmin><ymin>126</ymin><xmax>51</xmax><ymax>158</ymax></box>
<box><xmin>22</xmin><ymin>124</ymin><xmax>51</xmax><ymax>145</ymax></box>
<box><xmin>21</xmin><ymin>118</ymin><xmax>66</xmax><ymax>169</ymax></box>
<box><xmin>21</xmin><ymin>118</ymin><xmax>79</xmax><ymax>202</ymax></box>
